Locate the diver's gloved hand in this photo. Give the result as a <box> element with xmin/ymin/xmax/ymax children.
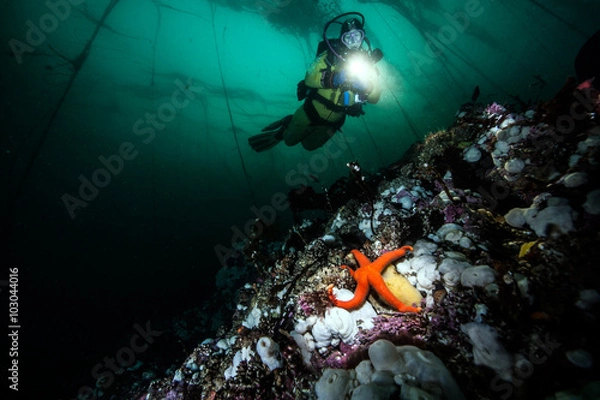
<box><xmin>349</xmin><ymin>77</ymin><xmax>369</xmax><ymax>93</ymax></box>
<box><xmin>332</xmin><ymin>70</ymin><xmax>349</xmax><ymax>88</ymax></box>
<box><xmin>332</xmin><ymin>70</ymin><xmax>370</xmax><ymax>93</ymax></box>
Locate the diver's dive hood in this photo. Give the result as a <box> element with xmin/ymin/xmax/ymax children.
<box><xmin>323</xmin><ymin>12</ymin><xmax>383</xmax><ymax>63</ymax></box>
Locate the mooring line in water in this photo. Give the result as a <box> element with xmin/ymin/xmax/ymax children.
<box><xmin>370</xmin><ymin>3</ymin><xmax>440</xmax><ymax>108</ymax></box>
<box><xmin>528</xmin><ymin>0</ymin><xmax>590</xmax><ymax>39</ymax></box>
<box><xmin>150</xmin><ymin>5</ymin><xmax>162</xmax><ymax>87</ymax></box>
<box><xmin>368</xmin><ymin>3</ymin><xmax>425</xmax><ymax>143</ymax></box>
<box><xmin>4</xmin><ymin>0</ymin><xmax>121</xmax><ymax>232</ymax></box>
<box><xmin>210</xmin><ymin>3</ymin><xmax>256</xmax><ymax>205</ymax></box>
<box><xmin>359</xmin><ymin>118</ymin><xmax>385</xmax><ymax>168</ymax></box>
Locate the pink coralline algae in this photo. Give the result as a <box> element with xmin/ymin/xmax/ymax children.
<box><xmin>485</xmin><ymin>102</ymin><xmax>506</xmax><ymax>116</ymax></box>
<box><xmin>394</xmin><ymin>188</ymin><xmax>419</xmax><ymax>203</ymax></box>
<box><xmin>443</xmin><ymin>204</ymin><xmax>465</xmax><ymax>223</ymax></box>
<box><xmin>358</xmin><ymin>315</ymin><xmax>426</xmax><ymax>343</ymax></box>
<box><xmin>298</xmin><ymin>294</ymin><xmax>316</xmax><ymax>316</ymax></box>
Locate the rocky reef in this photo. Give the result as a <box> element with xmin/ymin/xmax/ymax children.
<box><xmin>122</xmin><ymin>81</ymin><xmax>599</xmax><ymax>399</ymax></box>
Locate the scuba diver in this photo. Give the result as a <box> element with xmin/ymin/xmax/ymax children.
<box><xmin>249</xmin><ymin>12</ymin><xmax>384</xmax><ymax>152</ymax></box>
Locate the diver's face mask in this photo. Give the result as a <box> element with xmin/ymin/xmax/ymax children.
<box><xmin>341</xmin><ymin>29</ymin><xmax>364</xmax><ymax>50</ymax></box>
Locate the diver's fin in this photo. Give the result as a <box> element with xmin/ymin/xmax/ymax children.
<box><xmin>261</xmin><ymin>114</ymin><xmax>293</xmax><ymax>133</ymax></box>
<box><xmin>249</xmin><ymin>115</ymin><xmax>292</xmax><ymax>152</ymax></box>
<box><xmin>248</xmin><ymin>131</ymin><xmax>283</xmax><ymax>152</ymax></box>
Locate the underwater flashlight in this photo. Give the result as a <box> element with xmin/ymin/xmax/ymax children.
<box><xmin>339</xmin><ymin>54</ymin><xmax>375</xmax><ymax>106</ymax></box>
<box><xmin>347</xmin><ymin>54</ymin><xmax>371</xmax><ymax>80</ymax></box>
<box><xmin>347</xmin><ymin>53</ymin><xmax>375</xmax><ymax>102</ymax></box>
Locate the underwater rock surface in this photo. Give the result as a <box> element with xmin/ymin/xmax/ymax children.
<box><xmin>124</xmin><ymin>84</ymin><xmax>599</xmax><ymax>399</ymax></box>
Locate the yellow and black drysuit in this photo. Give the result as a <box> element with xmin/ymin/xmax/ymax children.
<box><xmin>249</xmin><ymin>41</ymin><xmax>381</xmax><ymax>152</ymax></box>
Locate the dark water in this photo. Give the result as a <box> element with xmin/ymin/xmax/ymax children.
<box><xmin>1</xmin><ymin>0</ymin><xmax>598</xmax><ymax>398</ymax></box>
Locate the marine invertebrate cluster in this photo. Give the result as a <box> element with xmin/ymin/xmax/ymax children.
<box><xmin>119</xmin><ymin>85</ymin><xmax>598</xmax><ymax>400</ymax></box>
<box><xmin>315</xmin><ymin>339</ymin><xmax>465</xmax><ymax>399</ymax></box>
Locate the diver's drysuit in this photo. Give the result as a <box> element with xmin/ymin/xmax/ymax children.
<box><xmin>249</xmin><ymin>12</ymin><xmax>383</xmax><ymax>152</ymax></box>
<box><xmin>282</xmin><ymin>40</ymin><xmax>382</xmax><ymax>150</ymax></box>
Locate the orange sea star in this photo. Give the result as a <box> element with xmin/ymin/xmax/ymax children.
<box><xmin>327</xmin><ymin>246</ymin><xmax>421</xmax><ymax>313</ymax></box>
